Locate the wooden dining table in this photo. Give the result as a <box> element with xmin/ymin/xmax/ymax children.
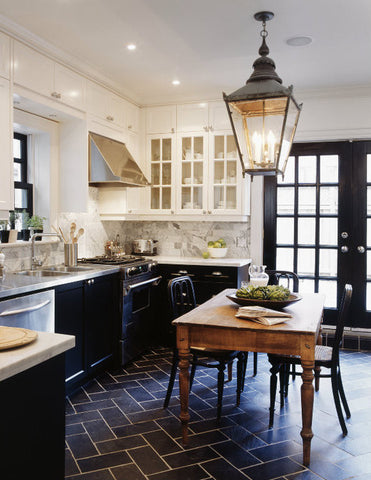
<box><xmin>173</xmin><ymin>288</ymin><xmax>325</xmax><ymax>466</ymax></box>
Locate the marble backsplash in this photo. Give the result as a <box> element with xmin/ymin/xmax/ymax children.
<box><xmin>1</xmin><ymin>187</ymin><xmax>250</xmax><ymax>272</ymax></box>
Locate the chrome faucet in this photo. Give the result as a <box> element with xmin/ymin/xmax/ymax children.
<box><xmin>31</xmin><ymin>232</ymin><xmax>63</xmax><ymax>270</ymax></box>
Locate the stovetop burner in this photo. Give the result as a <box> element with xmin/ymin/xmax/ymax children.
<box><xmin>78</xmin><ymin>255</ymin><xmax>144</xmax><ymax>266</ymax></box>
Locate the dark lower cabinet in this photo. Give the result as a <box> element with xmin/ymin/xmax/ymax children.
<box><xmin>55</xmin><ymin>272</ymin><xmax>120</xmax><ymax>393</ymax></box>
<box><xmin>157</xmin><ymin>263</ymin><xmax>249</xmax><ymax>345</ymax></box>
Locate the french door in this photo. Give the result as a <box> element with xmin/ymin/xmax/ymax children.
<box><xmin>264</xmin><ymin>141</ymin><xmax>371</xmax><ymax>328</ymax></box>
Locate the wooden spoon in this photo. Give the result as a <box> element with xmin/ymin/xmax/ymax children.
<box><xmin>70</xmin><ymin>222</ymin><xmax>76</xmax><ymax>243</ymax></box>
<box><xmin>74</xmin><ymin>228</ymin><xmax>84</xmax><ymax>243</ymax></box>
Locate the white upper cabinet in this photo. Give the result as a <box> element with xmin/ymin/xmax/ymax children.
<box><xmin>86</xmin><ymin>80</ymin><xmax>125</xmax><ymax>128</ymax></box>
<box><xmin>125</xmin><ymin>100</ymin><xmax>140</xmax><ymax>133</ymax></box>
<box><xmin>0</xmin><ymin>77</ymin><xmax>13</xmax><ymax>213</ymax></box>
<box><xmin>0</xmin><ymin>32</ymin><xmax>10</xmax><ymax>79</ymax></box>
<box><xmin>145</xmin><ymin>105</ymin><xmax>176</xmax><ymax>134</ymax></box>
<box><xmin>13</xmin><ymin>41</ymin><xmax>86</xmax><ymax>110</ymax></box>
<box><xmin>177</xmin><ymin>101</ymin><xmax>231</xmax><ymax>132</ymax></box>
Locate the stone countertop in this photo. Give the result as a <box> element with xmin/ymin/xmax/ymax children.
<box><xmin>146</xmin><ymin>255</ymin><xmax>251</xmax><ymax>267</ymax></box>
<box><xmin>0</xmin><ymin>331</ymin><xmax>75</xmax><ymax>382</ymax></box>
<box><xmin>0</xmin><ymin>264</ymin><xmax>120</xmax><ymax>300</ymax></box>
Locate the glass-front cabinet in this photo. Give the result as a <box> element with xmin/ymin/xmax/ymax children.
<box><xmin>179</xmin><ymin>133</ymin><xmax>208</xmax><ymax>212</ymax></box>
<box><xmin>149</xmin><ymin>135</ymin><xmax>174</xmax><ymax>212</ymax></box>
<box><xmin>209</xmin><ymin>133</ymin><xmax>239</xmax><ymax>212</ymax></box>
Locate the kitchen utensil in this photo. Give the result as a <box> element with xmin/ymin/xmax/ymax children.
<box><xmin>70</xmin><ymin>222</ymin><xmax>76</xmax><ymax>243</ymax></box>
<box><xmin>64</xmin><ymin>243</ymin><xmax>78</xmax><ymax>266</ymax></box>
<box><xmin>226</xmin><ymin>292</ymin><xmax>302</xmax><ymax>308</ymax></box>
<box><xmin>132</xmin><ymin>239</ymin><xmax>158</xmax><ymax>255</ymax></box>
<box><xmin>58</xmin><ymin>227</ymin><xmax>68</xmax><ymax>243</ymax></box>
<box><xmin>74</xmin><ymin>228</ymin><xmax>84</xmax><ymax>243</ymax></box>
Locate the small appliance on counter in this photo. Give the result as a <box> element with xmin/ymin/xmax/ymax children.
<box><xmin>132</xmin><ymin>239</ymin><xmax>158</xmax><ymax>255</ymax></box>
<box><xmin>105</xmin><ymin>234</ymin><xmax>124</xmax><ymax>257</ymax></box>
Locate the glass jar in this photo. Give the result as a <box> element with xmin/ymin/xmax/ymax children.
<box><xmin>249</xmin><ymin>264</ymin><xmax>269</xmax><ymax>287</ymax></box>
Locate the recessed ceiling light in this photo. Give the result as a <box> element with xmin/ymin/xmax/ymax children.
<box><xmin>127</xmin><ymin>44</ymin><xmax>136</xmax><ymax>51</ymax></box>
<box><xmin>172</xmin><ymin>80</ymin><xmax>180</xmax><ymax>86</ymax></box>
<box><xmin>286</xmin><ymin>36</ymin><xmax>313</xmax><ymax>47</ymax></box>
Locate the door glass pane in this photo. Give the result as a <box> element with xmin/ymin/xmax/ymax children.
<box><xmin>298</xmin><ymin>187</ymin><xmax>316</xmax><ymax>214</ymax></box>
<box><xmin>151</xmin><ymin>139</ymin><xmax>160</xmax><ymax>161</ymax></box>
<box><xmin>319</xmin><ymin>249</ymin><xmax>337</xmax><ymax>276</ymax></box>
<box><xmin>276</xmin><ymin>217</ymin><xmax>294</xmax><ymax>245</ymax></box>
<box><xmin>214</xmin><ymin>186</ymin><xmax>224</xmax><ymax>209</ymax></box>
<box><xmin>298</xmin><ymin>156</ymin><xmax>316</xmax><ymax>183</ymax></box>
<box><xmin>194</xmin><ymin>162</ymin><xmax>203</xmax><ymax>184</ymax></box>
<box><xmin>367</xmin><ymin>186</ymin><xmax>371</xmax><ymax>215</ymax></box>
<box><xmin>227</xmin><ymin>161</ymin><xmax>237</xmax><ymax>183</ymax></box>
<box><xmin>182</xmin><ymin>163</ymin><xmax>191</xmax><ymax>184</ymax></box>
<box><xmin>214</xmin><ymin>135</ymin><xmax>224</xmax><ymax>159</ymax></box>
<box><xmin>366</xmin><ymin>283</ymin><xmax>371</xmax><ymax>311</ymax></box>
<box><xmin>151</xmin><ymin>164</ymin><xmax>160</xmax><ymax>185</ymax></box>
<box><xmin>298</xmin><ymin>278</ymin><xmax>315</xmax><ymax>294</ymax></box>
<box><xmin>367</xmin><ymin>251</ymin><xmax>371</xmax><ymax>280</ymax></box>
<box><xmin>298</xmin><ymin>217</ymin><xmax>315</xmax><ymax>245</ymax></box>
<box><xmin>194</xmin><ymin>137</ymin><xmax>203</xmax><ymax>157</ymax></box>
<box><xmin>214</xmin><ymin>160</ymin><xmax>224</xmax><ymax>184</ymax></box>
<box><xmin>318</xmin><ymin>280</ymin><xmax>337</xmax><ymax>308</ymax></box>
<box><xmin>182</xmin><ymin>137</ymin><xmax>192</xmax><ymax>159</ymax></box>
<box><xmin>162</xmin><ymin>188</ymin><xmax>171</xmax><ymax>209</ymax></box>
<box><xmin>276</xmin><ymin>248</ymin><xmax>294</xmax><ymax>271</ymax></box>
<box><xmin>162</xmin><ymin>138</ymin><xmax>171</xmax><ymax>160</ymax></box>
<box><xmin>162</xmin><ymin>163</ymin><xmax>171</xmax><ymax>185</ymax></box>
<box><xmin>320</xmin><ymin>218</ymin><xmax>338</xmax><ymax>245</ymax></box>
<box><xmin>278</xmin><ymin>156</ymin><xmax>294</xmax><ymax>184</ymax></box>
<box><xmin>194</xmin><ymin>187</ymin><xmax>202</xmax><ymax>209</ymax></box>
<box><xmin>297</xmin><ymin>248</ymin><xmax>315</xmax><ymax>275</ymax></box>
<box><xmin>320</xmin><ymin>155</ymin><xmax>338</xmax><ymax>183</ymax></box>
<box><xmin>226</xmin><ymin>135</ymin><xmax>237</xmax><ymax>157</ymax></box>
<box><xmin>320</xmin><ymin>186</ymin><xmax>338</xmax><ymax>214</ymax></box>
<box><xmin>277</xmin><ymin>187</ymin><xmax>294</xmax><ymax>214</ymax></box>
<box><xmin>226</xmin><ymin>186</ymin><xmax>236</xmax><ymax>209</ymax></box>
<box><xmin>182</xmin><ymin>187</ymin><xmax>191</xmax><ymax>208</ymax></box>
<box><xmin>368</xmin><ymin>220</ymin><xmax>371</xmax><ymax>247</ymax></box>
<box><xmin>151</xmin><ymin>188</ymin><xmax>160</xmax><ymax>209</ymax></box>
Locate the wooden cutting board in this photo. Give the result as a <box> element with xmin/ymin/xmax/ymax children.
<box><xmin>0</xmin><ymin>326</ymin><xmax>38</xmax><ymax>351</ymax></box>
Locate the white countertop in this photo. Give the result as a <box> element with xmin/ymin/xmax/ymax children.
<box><xmin>0</xmin><ymin>331</ymin><xmax>75</xmax><ymax>382</ymax></box>
<box><xmin>147</xmin><ymin>255</ymin><xmax>251</xmax><ymax>267</ymax></box>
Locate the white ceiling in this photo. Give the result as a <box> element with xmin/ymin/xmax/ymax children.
<box><xmin>0</xmin><ymin>0</ymin><xmax>370</xmax><ymax>105</ymax></box>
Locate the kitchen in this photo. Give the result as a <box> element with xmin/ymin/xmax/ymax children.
<box><xmin>0</xmin><ymin>1</ymin><xmax>371</xmax><ymax>480</ymax></box>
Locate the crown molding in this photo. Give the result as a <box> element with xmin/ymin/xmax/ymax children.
<box><xmin>0</xmin><ymin>14</ymin><xmax>140</xmax><ymax>105</ymax></box>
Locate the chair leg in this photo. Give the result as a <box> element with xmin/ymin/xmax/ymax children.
<box><xmin>253</xmin><ymin>352</ymin><xmax>258</xmax><ymax>376</ymax></box>
<box><xmin>331</xmin><ymin>367</ymin><xmax>348</xmax><ymax>436</ymax></box>
<box><xmin>279</xmin><ymin>365</ymin><xmax>286</xmax><ymax>408</ymax></box>
<box><xmin>227</xmin><ymin>361</ymin><xmax>233</xmax><ymax>382</ymax></box>
<box><xmin>269</xmin><ymin>362</ymin><xmax>280</xmax><ymax>428</ymax></box>
<box><xmin>241</xmin><ymin>352</ymin><xmax>248</xmax><ymax>391</ymax></box>
<box><xmin>216</xmin><ymin>362</ymin><xmax>226</xmax><ymax>421</ymax></box>
<box><xmin>292</xmin><ymin>364</ymin><xmax>296</xmax><ymax>380</ymax></box>
<box><xmin>163</xmin><ymin>350</ymin><xmax>179</xmax><ymax>408</ymax></box>
<box><xmin>314</xmin><ymin>365</ymin><xmax>321</xmax><ymax>392</ymax></box>
<box><xmin>284</xmin><ymin>364</ymin><xmax>290</xmax><ymax>397</ymax></box>
<box><xmin>236</xmin><ymin>352</ymin><xmax>245</xmax><ymax>406</ymax></box>
<box><xmin>337</xmin><ymin>369</ymin><xmax>351</xmax><ymax>419</ymax></box>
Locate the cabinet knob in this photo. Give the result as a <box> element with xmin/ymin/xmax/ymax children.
<box><xmin>51</xmin><ymin>91</ymin><xmax>61</xmax><ymax>99</ymax></box>
<box><xmin>203</xmin><ymin>210</ymin><xmax>206</xmax><ymax>214</ymax></box>
<box><xmin>106</xmin><ymin>115</ymin><xmax>114</xmax><ymax>121</ymax></box>
<box><xmin>203</xmin><ymin>126</ymin><xmax>209</xmax><ymax>132</ymax></box>
<box><xmin>171</xmin><ymin>128</ymin><xmax>175</xmax><ymax>133</ymax></box>
<box><xmin>171</xmin><ymin>210</ymin><xmax>174</xmax><ymax>214</ymax></box>
<box><xmin>178</xmin><ymin>270</ymin><xmax>188</xmax><ymax>275</ymax></box>
<box><xmin>128</xmin><ymin>209</ymin><xmax>132</xmax><ymax>213</ymax></box>
<box><xmin>208</xmin><ymin>125</ymin><xmax>214</xmax><ymax>132</ymax></box>
<box><xmin>208</xmin><ymin>210</ymin><xmax>212</xmax><ymax>214</ymax></box>
<box><xmin>211</xmin><ymin>271</ymin><xmax>222</xmax><ymax>276</ymax></box>
<box><xmin>128</xmin><ymin>124</ymin><xmax>132</xmax><ymax>129</ymax></box>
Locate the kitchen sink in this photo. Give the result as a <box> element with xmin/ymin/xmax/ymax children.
<box><xmin>15</xmin><ymin>270</ymin><xmax>71</xmax><ymax>277</ymax></box>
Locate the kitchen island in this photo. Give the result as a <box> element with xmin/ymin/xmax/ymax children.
<box><xmin>0</xmin><ymin>331</ymin><xmax>75</xmax><ymax>480</ymax></box>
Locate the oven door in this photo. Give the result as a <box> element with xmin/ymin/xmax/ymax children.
<box><xmin>121</xmin><ymin>275</ymin><xmax>161</xmax><ymax>365</ymax></box>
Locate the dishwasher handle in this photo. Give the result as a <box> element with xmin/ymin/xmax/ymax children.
<box><xmin>0</xmin><ymin>299</ymin><xmax>51</xmax><ymax>317</ymax></box>
<box><xmin>124</xmin><ymin>275</ymin><xmax>162</xmax><ymax>295</ymax></box>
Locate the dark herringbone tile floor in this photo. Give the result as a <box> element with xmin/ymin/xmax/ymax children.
<box><xmin>65</xmin><ymin>349</ymin><xmax>371</xmax><ymax>480</ymax></box>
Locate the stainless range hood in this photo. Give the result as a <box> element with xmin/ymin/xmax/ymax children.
<box><xmin>89</xmin><ymin>132</ymin><xmax>150</xmax><ymax>187</ymax></box>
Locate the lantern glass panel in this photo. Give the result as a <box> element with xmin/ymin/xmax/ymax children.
<box><xmin>278</xmin><ymin>97</ymin><xmax>301</xmax><ymax>173</ymax></box>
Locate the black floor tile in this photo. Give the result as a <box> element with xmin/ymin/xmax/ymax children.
<box><xmin>64</xmin><ymin>348</ymin><xmax>371</xmax><ymax>480</ymax></box>
<box><xmin>128</xmin><ymin>445</ymin><xmax>169</xmax><ymax>475</ymax></box>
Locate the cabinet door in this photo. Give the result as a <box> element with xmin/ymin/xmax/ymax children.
<box><xmin>177</xmin><ymin>103</ymin><xmax>209</xmax><ymax>132</ymax></box>
<box><xmin>0</xmin><ymin>77</ymin><xmax>13</xmax><ymax>213</ymax></box>
<box><xmin>109</xmin><ymin>92</ymin><xmax>125</xmax><ymax>128</ymax></box>
<box><xmin>177</xmin><ymin>132</ymin><xmax>208</xmax><ymax>213</ymax></box>
<box><xmin>85</xmin><ymin>274</ymin><xmax>119</xmax><ymax>372</ymax></box>
<box><xmin>148</xmin><ymin>134</ymin><xmax>175</xmax><ymax>212</ymax></box>
<box><xmin>125</xmin><ymin>100</ymin><xmax>140</xmax><ymax>133</ymax></box>
<box><xmin>0</xmin><ymin>32</ymin><xmax>10</xmax><ymax>79</ymax></box>
<box><xmin>86</xmin><ymin>81</ymin><xmax>110</xmax><ymax>119</ymax></box>
<box><xmin>146</xmin><ymin>105</ymin><xmax>176</xmax><ymax>134</ymax></box>
<box><xmin>54</xmin><ymin>281</ymin><xmax>86</xmax><ymax>384</ymax></box>
<box><xmin>54</xmin><ymin>63</ymin><xmax>86</xmax><ymax>110</ymax></box>
<box><xmin>13</xmin><ymin>41</ymin><xmax>54</xmax><ymax>97</ymax></box>
<box><xmin>208</xmin><ymin>102</ymin><xmax>231</xmax><ymax>131</ymax></box>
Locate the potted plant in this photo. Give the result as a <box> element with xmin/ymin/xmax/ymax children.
<box><xmin>20</xmin><ymin>210</ymin><xmax>30</xmax><ymax>241</ymax></box>
<box><xmin>8</xmin><ymin>210</ymin><xmax>19</xmax><ymax>243</ymax></box>
<box><xmin>27</xmin><ymin>214</ymin><xmax>46</xmax><ymax>241</ymax></box>
<box><xmin>0</xmin><ymin>219</ymin><xmax>10</xmax><ymax>243</ymax></box>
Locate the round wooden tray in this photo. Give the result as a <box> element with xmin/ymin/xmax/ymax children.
<box><xmin>0</xmin><ymin>326</ymin><xmax>38</xmax><ymax>351</ymax></box>
<box><xmin>226</xmin><ymin>292</ymin><xmax>302</xmax><ymax>309</ymax></box>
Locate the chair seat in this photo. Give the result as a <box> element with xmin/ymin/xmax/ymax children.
<box><xmin>269</xmin><ymin>344</ymin><xmax>333</xmax><ymax>368</ymax></box>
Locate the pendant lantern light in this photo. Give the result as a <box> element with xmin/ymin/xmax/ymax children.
<box><xmin>223</xmin><ymin>11</ymin><xmax>302</xmax><ymax>177</ymax></box>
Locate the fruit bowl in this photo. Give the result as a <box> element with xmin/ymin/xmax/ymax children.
<box><xmin>208</xmin><ymin>247</ymin><xmax>228</xmax><ymax>258</ymax></box>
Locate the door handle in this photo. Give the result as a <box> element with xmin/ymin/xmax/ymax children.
<box><xmin>341</xmin><ymin>246</ymin><xmax>349</xmax><ymax>253</ymax></box>
<box><xmin>357</xmin><ymin>245</ymin><xmax>365</xmax><ymax>254</ymax></box>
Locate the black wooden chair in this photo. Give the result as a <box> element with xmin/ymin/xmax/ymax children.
<box><xmin>163</xmin><ymin>276</ymin><xmax>247</xmax><ymax>420</ymax></box>
<box><xmin>268</xmin><ymin>284</ymin><xmax>352</xmax><ymax>435</ymax></box>
<box><xmin>247</xmin><ymin>270</ymin><xmax>299</xmax><ymax>380</ymax></box>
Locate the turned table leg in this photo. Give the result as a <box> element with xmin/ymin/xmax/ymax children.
<box><xmin>300</xmin><ymin>359</ymin><xmax>315</xmax><ymax>466</ymax></box>
<box><xmin>177</xmin><ymin>326</ymin><xmax>191</xmax><ymax>445</ymax></box>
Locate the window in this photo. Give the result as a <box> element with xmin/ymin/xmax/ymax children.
<box><xmin>13</xmin><ymin>133</ymin><xmax>33</xmax><ymax>230</ymax></box>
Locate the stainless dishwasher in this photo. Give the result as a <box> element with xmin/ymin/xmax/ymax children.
<box><xmin>0</xmin><ymin>290</ymin><xmax>55</xmax><ymax>332</ymax></box>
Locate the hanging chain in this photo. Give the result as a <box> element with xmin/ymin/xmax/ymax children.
<box><xmin>260</xmin><ymin>19</ymin><xmax>268</xmax><ymax>38</ymax></box>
